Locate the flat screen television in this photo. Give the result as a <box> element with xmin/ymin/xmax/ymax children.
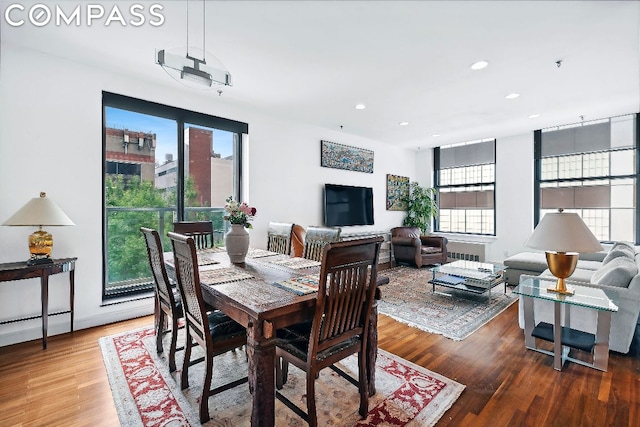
<box><xmin>324</xmin><ymin>184</ymin><xmax>374</xmax><ymax>227</ymax></box>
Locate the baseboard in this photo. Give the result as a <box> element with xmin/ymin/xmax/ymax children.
<box><xmin>0</xmin><ymin>304</ymin><xmax>153</xmax><ymax>347</ymax></box>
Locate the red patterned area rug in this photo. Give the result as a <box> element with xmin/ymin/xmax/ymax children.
<box><xmin>378</xmin><ymin>266</ymin><xmax>517</xmax><ymax>341</ymax></box>
<box><xmin>99</xmin><ymin>327</ymin><xmax>464</xmax><ymax>426</ymax></box>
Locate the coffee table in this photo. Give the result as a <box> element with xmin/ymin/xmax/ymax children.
<box><xmin>429</xmin><ymin>260</ymin><xmax>506</xmax><ymax>301</ymax></box>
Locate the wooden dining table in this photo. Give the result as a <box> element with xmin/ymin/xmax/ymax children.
<box><xmin>164</xmin><ymin>248</ymin><xmax>386</xmax><ymax>427</ymax></box>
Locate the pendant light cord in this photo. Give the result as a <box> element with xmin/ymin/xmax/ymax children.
<box><xmin>186</xmin><ymin>0</ymin><xmax>189</xmax><ymax>57</ymax></box>
<box><xmin>186</xmin><ymin>0</ymin><xmax>207</xmax><ymax>62</ymax></box>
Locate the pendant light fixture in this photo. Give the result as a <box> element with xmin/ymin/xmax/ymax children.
<box><xmin>156</xmin><ymin>0</ymin><xmax>232</xmax><ymax>88</ymax></box>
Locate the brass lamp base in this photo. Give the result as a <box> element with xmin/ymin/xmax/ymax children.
<box><xmin>547</xmin><ymin>277</ymin><xmax>574</xmax><ymax>296</ymax></box>
<box><xmin>545</xmin><ymin>251</ymin><xmax>578</xmax><ymax>295</ymax></box>
<box><xmin>28</xmin><ymin>227</ymin><xmax>54</xmax><ymax>265</ymax></box>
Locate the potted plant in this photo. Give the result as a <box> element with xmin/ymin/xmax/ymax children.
<box><xmin>402</xmin><ymin>182</ymin><xmax>438</xmax><ymax>234</ymax></box>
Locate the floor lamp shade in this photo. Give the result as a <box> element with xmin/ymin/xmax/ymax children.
<box><xmin>525</xmin><ymin>210</ymin><xmax>603</xmax><ymax>294</ymax></box>
<box><xmin>2</xmin><ymin>192</ymin><xmax>75</xmax><ymax>264</ymax></box>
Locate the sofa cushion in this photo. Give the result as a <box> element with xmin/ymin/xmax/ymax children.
<box><xmin>602</xmin><ymin>242</ymin><xmax>635</xmax><ymax>264</ymax></box>
<box><xmin>575</xmin><ymin>260</ymin><xmax>602</xmax><ymax>271</ymax></box>
<box><xmin>421</xmin><ymin>246</ymin><xmax>441</xmax><ymax>254</ymax></box>
<box><xmin>503</xmin><ymin>252</ymin><xmax>548</xmax><ymax>272</ymax></box>
<box><xmin>610</xmin><ymin>241</ymin><xmax>636</xmax><ymax>253</ymax></box>
<box><xmin>590</xmin><ymin>256</ymin><xmax>638</xmax><ymax>288</ymax></box>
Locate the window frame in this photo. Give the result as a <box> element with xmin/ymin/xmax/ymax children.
<box><xmin>101</xmin><ymin>91</ymin><xmax>248</xmax><ymax>299</ymax></box>
<box><xmin>434</xmin><ymin>138</ymin><xmax>497</xmax><ymax>236</ymax></box>
<box><xmin>533</xmin><ymin>113</ymin><xmax>640</xmax><ymax>244</ymax></box>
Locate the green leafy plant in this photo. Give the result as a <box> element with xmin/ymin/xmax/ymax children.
<box><xmin>402</xmin><ymin>182</ymin><xmax>438</xmax><ymax>234</ymax></box>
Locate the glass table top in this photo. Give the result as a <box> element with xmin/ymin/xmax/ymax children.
<box><xmin>431</xmin><ymin>260</ymin><xmax>506</xmax><ymax>281</ymax></box>
<box><xmin>514</xmin><ymin>277</ymin><xmax>619</xmax><ymax>312</ymax></box>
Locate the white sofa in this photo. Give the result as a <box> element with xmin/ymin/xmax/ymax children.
<box><xmin>514</xmin><ymin>242</ymin><xmax>640</xmax><ymax>354</ymax></box>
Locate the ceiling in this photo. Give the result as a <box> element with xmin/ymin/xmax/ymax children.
<box><xmin>2</xmin><ymin>0</ymin><xmax>639</xmax><ymax>150</ymax></box>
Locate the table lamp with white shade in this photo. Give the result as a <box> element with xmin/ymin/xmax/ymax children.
<box><xmin>2</xmin><ymin>192</ymin><xmax>75</xmax><ymax>265</ymax></box>
<box><xmin>524</xmin><ymin>208</ymin><xmax>603</xmax><ymax>295</ymax></box>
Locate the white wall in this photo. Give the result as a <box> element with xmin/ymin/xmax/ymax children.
<box><xmin>491</xmin><ymin>133</ymin><xmax>535</xmax><ymax>261</ymax></box>
<box><xmin>0</xmin><ymin>43</ymin><xmax>416</xmax><ymax>346</ymax></box>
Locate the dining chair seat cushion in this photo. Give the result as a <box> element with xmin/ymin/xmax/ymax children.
<box><xmin>276</xmin><ymin>321</ymin><xmax>360</xmax><ymax>361</ymax></box>
<box><xmin>207</xmin><ymin>311</ymin><xmax>246</xmax><ymax>341</ymax></box>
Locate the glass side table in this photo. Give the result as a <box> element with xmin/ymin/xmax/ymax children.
<box><xmin>513</xmin><ymin>277</ymin><xmax>619</xmax><ymax>372</ymax></box>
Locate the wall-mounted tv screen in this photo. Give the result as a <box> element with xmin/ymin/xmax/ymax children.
<box><xmin>324</xmin><ymin>184</ymin><xmax>374</xmax><ymax>227</ymax></box>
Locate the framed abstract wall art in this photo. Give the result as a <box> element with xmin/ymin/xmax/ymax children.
<box><xmin>320</xmin><ymin>140</ymin><xmax>374</xmax><ymax>173</ymax></box>
<box><xmin>386</xmin><ymin>174</ymin><xmax>409</xmax><ymax>210</ymax></box>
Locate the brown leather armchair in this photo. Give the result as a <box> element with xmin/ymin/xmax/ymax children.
<box><xmin>390</xmin><ymin>226</ymin><xmax>448</xmax><ymax>268</ymax></box>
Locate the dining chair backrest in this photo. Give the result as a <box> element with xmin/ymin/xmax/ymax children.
<box><xmin>141</xmin><ymin>227</ymin><xmax>182</xmax><ymax>372</ymax></box>
<box><xmin>267</xmin><ymin>222</ymin><xmax>294</xmax><ymax>255</ymax></box>
<box><xmin>302</xmin><ymin>225</ymin><xmax>341</xmax><ymax>262</ymax></box>
<box><xmin>312</xmin><ymin>237</ymin><xmax>382</xmax><ymax>359</ymax></box>
<box><xmin>291</xmin><ymin>224</ymin><xmax>306</xmax><ymax>257</ymax></box>
<box><xmin>173</xmin><ymin>221</ymin><xmax>215</xmax><ymax>249</ymax></box>
<box><xmin>168</xmin><ymin>231</ymin><xmax>209</xmax><ymax>340</ymax></box>
<box><xmin>141</xmin><ymin>227</ymin><xmax>175</xmax><ymax>309</ymax></box>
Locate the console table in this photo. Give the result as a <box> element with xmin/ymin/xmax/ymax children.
<box><xmin>514</xmin><ymin>277</ymin><xmax>618</xmax><ymax>371</ymax></box>
<box><xmin>0</xmin><ymin>258</ymin><xmax>77</xmax><ymax>349</ymax></box>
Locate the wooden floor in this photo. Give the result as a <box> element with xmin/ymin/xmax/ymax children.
<box><xmin>0</xmin><ymin>302</ymin><xmax>638</xmax><ymax>426</ymax></box>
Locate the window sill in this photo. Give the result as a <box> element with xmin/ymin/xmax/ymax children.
<box><xmin>101</xmin><ymin>291</ymin><xmax>154</xmax><ymax>307</ymax></box>
<box><xmin>432</xmin><ymin>232</ymin><xmax>497</xmax><ymax>244</ymax></box>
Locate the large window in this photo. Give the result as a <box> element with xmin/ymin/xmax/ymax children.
<box><xmin>435</xmin><ymin>139</ymin><xmax>496</xmax><ymax>235</ymax></box>
<box><xmin>102</xmin><ymin>92</ymin><xmax>248</xmax><ymax>299</ymax></box>
<box><xmin>535</xmin><ymin>113</ymin><xmax>639</xmax><ymax>243</ymax></box>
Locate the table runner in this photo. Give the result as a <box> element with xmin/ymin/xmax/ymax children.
<box><xmin>247</xmin><ymin>248</ymin><xmax>281</xmax><ymax>258</ymax></box>
<box><xmin>197</xmin><ymin>247</ymin><xmax>225</xmax><ymax>254</ymax></box>
<box><xmin>273</xmin><ymin>274</ymin><xmax>320</xmax><ymax>295</ymax></box>
<box><xmin>199</xmin><ymin>268</ymin><xmax>254</xmax><ymax>285</ymax></box>
<box><xmin>268</xmin><ymin>257</ymin><xmax>322</xmax><ymax>269</ymax></box>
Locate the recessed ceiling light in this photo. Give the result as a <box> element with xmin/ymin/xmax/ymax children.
<box><xmin>470</xmin><ymin>60</ymin><xmax>489</xmax><ymax>70</ymax></box>
<box><xmin>528</xmin><ymin>114</ymin><xmax>540</xmax><ymax>119</ymax></box>
<box><xmin>399</xmin><ymin>121</ymin><xmax>409</xmax><ymax>126</ymax></box>
<box><xmin>432</xmin><ymin>134</ymin><xmax>441</xmax><ymax>137</ymax></box>
<box><xmin>505</xmin><ymin>93</ymin><xmax>520</xmax><ymax>99</ymax></box>
<box><xmin>355</xmin><ymin>104</ymin><xmax>366</xmax><ymax>110</ymax></box>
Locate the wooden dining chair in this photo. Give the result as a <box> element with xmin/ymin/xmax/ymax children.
<box><xmin>301</xmin><ymin>225</ymin><xmax>341</xmax><ymax>262</ymax></box>
<box><xmin>173</xmin><ymin>221</ymin><xmax>215</xmax><ymax>249</ymax></box>
<box><xmin>267</xmin><ymin>222</ymin><xmax>294</xmax><ymax>255</ymax></box>
<box><xmin>275</xmin><ymin>236</ymin><xmax>383</xmax><ymax>427</ymax></box>
<box><xmin>141</xmin><ymin>227</ymin><xmax>182</xmax><ymax>372</ymax></box>
<box><xmin>168</xmin><ymin>231</ymin><xmax>248</xmax><ymax>424</ymax></box>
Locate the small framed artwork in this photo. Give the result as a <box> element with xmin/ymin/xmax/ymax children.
<box><xmin>320</xmin><ymin>140</ymin><xmax>374</xmax><ymax>173</ymax></box>
<box><xmin>386</xmin><ymin>174</ymin><xmax>409</xmax><ymax>211</ymax></box>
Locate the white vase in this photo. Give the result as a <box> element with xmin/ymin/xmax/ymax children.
<box><xmin>225</xmin><ymin>224</ymin><xmax>250</xmax><ymax>263</ymax></box>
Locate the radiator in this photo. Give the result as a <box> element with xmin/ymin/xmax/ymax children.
<box><xmin>446</xmin><ymin>241</ymin><xmax>486</xmax><ymax>262</ymax></box>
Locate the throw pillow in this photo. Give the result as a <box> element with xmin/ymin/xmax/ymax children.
<box><xmin>602</xmin><ymin>248</ymin><xmax>634</xmax><ymax>265</ymax></box>
<box><xmin>591</xmin><ymin>256</ymin><xmax>637</xmax><ymax>288</ymax></box>
<box><xmin>610</xmin><ymin>241</ymin><xmax>636</xmax><ymax>252</ymax></box>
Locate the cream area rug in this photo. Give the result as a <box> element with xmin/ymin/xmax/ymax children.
<box><xmin>378</xmin><ymin>266</ymin><xmax>517</xmax><ymax>341</ymax></box>
<box><xmin>99</xmin><ymin>327</ymin><xmax>465</xmax><ymax>426</ymax></box>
